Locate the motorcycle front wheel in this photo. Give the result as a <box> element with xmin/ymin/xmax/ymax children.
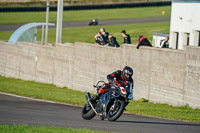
<box><xmin>107</xmin><ymin>99</ymin><xmax>125</xmax><ymax>121</ymax></box>
<box><xmin>81</xmin><ymin>103</ymin><xmax>96</xmax><ymax>120</ymax></box>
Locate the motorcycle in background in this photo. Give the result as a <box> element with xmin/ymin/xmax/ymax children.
<box><xmin>89</xmin><ymin>18</ymin><xmax>98</xmax><ymax>26</ymax></box>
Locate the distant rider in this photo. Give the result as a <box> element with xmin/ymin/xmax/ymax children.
<box><xmin>90</xmin><ymin>66</ymin><xmax>134</xmax><ymax>103</ymax></box>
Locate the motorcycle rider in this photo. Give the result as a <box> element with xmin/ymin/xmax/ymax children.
<box><xmin>90</xmin><ymin>66</ymin><xmax>134</xmax><ymax>103</ymax></box>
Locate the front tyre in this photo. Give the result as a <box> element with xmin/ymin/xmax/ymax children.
<box><xmin>107</xmin><ymin>99</ymin><xmax>125</xmax><ymax>121</ymax></box>
<box><xmin>82</xmin><ymin>103</ymin><xmax>96</xmax><ymax>120</ymax></box>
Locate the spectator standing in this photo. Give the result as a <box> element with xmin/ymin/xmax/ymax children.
<box><xmin>121</xmin><ymin>30</ymin><xmax>131</xmax><ymax>44</ymax></box>
<box><xmin>108</xmin><ymin>34</ymin><xmax>120</xmax><ymax>48</ymax></box>
<box><xmin>100</xmin><ymin>28</ymin><xmax>109</xmax><ymax>45</ymax></box>
<box><xmin>136</xmin><ymin>36</ymin><xmax>152</xmax><ymax>49</ymax></box>
<box><xmin>160</xmin><ymin>35</ymin><xmax>169</xmax><ymax>48</ymax></box>
<box><xmin>95</xmin><ymin>32</ymin><xmax>105</xmax><ymax>45</ymax></box>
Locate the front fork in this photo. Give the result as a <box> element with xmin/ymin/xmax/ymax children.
<box><xmin>111</xmin><ymin>99</ymin><xmax>119</xmax><ymax>111</ymax></box>
<box><xmin>85</xmin><ymin>92</ymin><xmax>91</xmax><ymax>100</ymax></box>
<box><xmin>85</xmin><ymin>92</ymin><xmax>98</xmax><ymax>115</ymax></box>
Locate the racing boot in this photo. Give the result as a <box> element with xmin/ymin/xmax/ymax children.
<box><xmin>90</xmin><ymin>92</ymin><xmax>101</xmax><ymax>103</ymax></box>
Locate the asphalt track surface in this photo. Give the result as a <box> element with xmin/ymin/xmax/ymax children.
<box><xmin>0</xmin><ymin>17</ymin><xmax>170</xmax><ymax>31</ymax></box>
<box><xmin>0</xmin><ymin>93</ymin><xmax>200</xmax><ymax>133</ymax></box>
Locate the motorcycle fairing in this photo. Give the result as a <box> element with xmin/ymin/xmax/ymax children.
<box><xmin>99</xmin><ymin>88</ymin><xmax>121</xmax><ymax>113</ymax></box>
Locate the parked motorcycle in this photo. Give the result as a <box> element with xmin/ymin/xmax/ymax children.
<box><xmin>82</xmin><ymin>81</ymin><xmax>129</xmax><ymax>121</ymax></box>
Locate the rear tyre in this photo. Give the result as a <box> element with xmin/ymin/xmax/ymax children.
<box><xmin>107</xmin><ymin>99</ymin><xmax>125</xmax><ymax>121</ymax></box>
<box><xmin>82</xmin><ymin>103</ymin><xmax>96</xmax><ymax>120</ymax></box>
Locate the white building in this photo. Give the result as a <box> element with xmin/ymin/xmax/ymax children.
<box><xmin>169</xmin><ymin>0</ymin><xmax>200</xmax><ymax>50</ymax></box>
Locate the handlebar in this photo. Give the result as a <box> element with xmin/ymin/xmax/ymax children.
<box><xmin>93</xmin><ymin>81</ymin><xmax>106</xmax><ymax>88</ymax></box>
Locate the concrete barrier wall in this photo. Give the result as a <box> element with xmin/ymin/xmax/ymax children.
<box><xmin>184</xmin><ymin>46</ymin><xmax>200</xmax><ymax>108</ymax></box>
<box><xmin>0</xmin><ymin>41</ymin><xmax>199</xmax><ymax>108</ymax></box>
<box><xmin>53</xmin><ymin>44</ymin><xmax>74</xmax><ymax>89</ymax></box>
<box><xmin>0</xmin><ymin>42</ymin><xmax>6</xmax><ymax>76</ymax></box>
<box><xmin>149</xmin><ymin>49</ymin><xmax>186</xmax><ymax>106</ymax></box>
<box><xmin>19</xmin><ymin>42</ymin><xmax>37</xmax><ymax>81</ymax></box>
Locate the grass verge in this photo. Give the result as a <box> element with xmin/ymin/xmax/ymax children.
<box><xmin>0</xmin><ymin>75</ymin><xmax>200</xmax><ymax>123</ymax></box>
<box><xmin>0</xmin><ymin>6</ymin><xmax>171</xmax><ymax>24</ymax></box>
<box><xmin>0</xmin><ymin>21</ymin><xmax>170</xmax><ymax>45</ymax></box>
<box><xmin>0</xmin><ymin>125</ymin><xmax>116</xmax><ymax>133</ymax></box>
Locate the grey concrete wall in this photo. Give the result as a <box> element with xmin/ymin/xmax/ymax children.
<box><xmin>0</xmin><ymin>42</ymin><xmax>6</xmax><ymax>77</ymax></box>
<box><xmin>184</xmin><ymin>46</ymin><xmax>200</xmax><ymax>108</ymax></box>
<box><xmin>149</xmin><ymin>48</ymin><xmax>186</xmax><ymax>106</ymax></box>
<box><xmin>53</xmin><ymin>44</ymin><xmax>74</xmax><ymax>89</ymax></box>
<box><xmin>4</xmin><ymin>43</ymin><xmax>21</xmax><ymax>78</ymax></box>
<box><xmin>0</xmin><ymin>41</ymin><xmax>199</xmax><ymax>108</ymax></box>
<box><xmin>19</xmin><ymin>43</ymin><xmax>37</xmax><ymax>81</ymax></box>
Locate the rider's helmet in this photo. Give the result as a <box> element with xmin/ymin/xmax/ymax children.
<box><xmin>122</xmin><ymin>66</ymin><xmax>133</xmax><ymax>81</ymax></box>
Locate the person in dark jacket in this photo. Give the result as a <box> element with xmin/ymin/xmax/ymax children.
<box><xmin>121</xmin><ymin>30</ymin><xmax>131</xmax><ymax>44</ymax></box>
<box><xmin>90</xmin><ymin>66</ymin><xmax>134</xmax><ymax>103</ymax></box>
<box><xmin>108</xmin><ymin>34</ymin><xmax>120</xmax><ymax>47</ymax></box>
<box><xmin>95</xmin><ymin>32</ymin><xmax>105</xmax><ymax>45</ymax></box>
<box><xmin>136</xmin><ymin>36</ymin><xmax>152</xmax><ymax>49</ymax></box>
<box><xmin>100</xmin><ymin>28</ymin><xmax>109</xmax><ymax>45</ymax></box>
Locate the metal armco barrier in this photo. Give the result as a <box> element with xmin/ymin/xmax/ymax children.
<box><xmin>0</xmin><ymin>1</ymin><xmax>171</xmax><ymax>12</ymax></box>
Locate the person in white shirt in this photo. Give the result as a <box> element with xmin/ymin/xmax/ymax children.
<box><xmin>160</xmin><ymin>35</ymin><xmax>169</xmax><ymax>48</ymax></box>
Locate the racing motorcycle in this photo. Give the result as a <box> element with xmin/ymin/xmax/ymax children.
<box><xmin>81</xmin><ymin>81</ymin><xmax>129</xmax><ymax>121</ymax></box>
<box><xmin>88</xmin><ymin>18</ymin><xmax>98</xmax><ymax>26</ymax></box>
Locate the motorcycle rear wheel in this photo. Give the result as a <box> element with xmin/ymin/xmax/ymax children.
<box><xmin>82</xmin><ymin>103</ymin><xmax>96</xmax><ymax>120</ymax></box>
<box><xmin>107</xmin><ymin>99</ymin><xmax>125</xmax><ymax>121</ymax></box>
